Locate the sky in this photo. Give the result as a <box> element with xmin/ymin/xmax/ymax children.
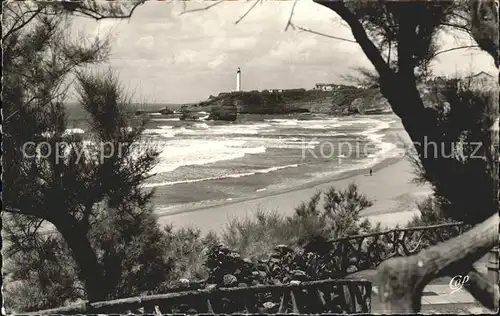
<box><xmin>70</xmin><ymin>0</ymin><xmax>498</xmax><ymax>104</ymax></box>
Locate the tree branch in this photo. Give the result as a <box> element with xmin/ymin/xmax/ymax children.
<box><xmin>441</xmin><ymin>22</ymin><xmax>472</xmax><ymax>34</ymax></box>
<box><xmin>2</xmin><ymin>6</ymin><xmax>46</xmax><ymax>42</ymax></box>
<box><xmin>180</xmin><ymin>0</ymin><xmax>226</xmax><ymax>15</ymax></box>
<box><xmin>433</xmin><ymin>45</ymin><xmax>480</xmax><ymax>58</ymax></box>
<box><xmin>377</xmin><ymin>214</ymin><xmax>498</xmax><ymax>313</ymax></box>
<box><xmin>3</xmin><ymin>206</ymin><xmax>42</xmax><ymax>218</ymax></box>
<box><xmin>292</xmin><ymin>25</ymin><xmax>357</xmax><ymax>43</ymax></box>
<box><xmin>284</xmin><ymin>0</ymin><xmax>298</xmax><ymax>31</ymax></box>
<box><xmin>68</xmin><ymin>0</ymin><xmax>146</xmax><ymax>21</ymax></box>
<box><xmin>234</xmin><ymin>0</ymin><xmax>262</xmax><ymax>25</ymax></box>
<box><xmin>314</xmin><ymin>1</ymin><xmax>394</xmax><ymax>79</ymax></box>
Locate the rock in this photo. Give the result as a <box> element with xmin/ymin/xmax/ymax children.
<box><xmin>291</xmin><ymin>269</ymin><xmax>309</xmax><ymax>281</ymax></box>
<box><xmin>274</xmin><ymin>244</ymin><xmax>293</xmax><ymax>254</ymax></box>
<box><xmin>205</xmin><ymin>284</ymin><xmax>217</xmax><ymax>291</ymax></box>
<box><xmin>208</xmin><ymin>99</ymin><xmax>237</xmax><ymax>121</ymax></box>
<box><xmin>159</xmin><ymin>106</ymin><xmax>174</xmax><ymax>115</ymax></box>
<box><xmin>347</xmin><ymin>265</ymin><xmax>358</xmax><ymax>274</ymax></box>
<box><xmin>291</xmin><ymin>270</ymin><xmax>306</xmax><ymax>276</ymax></box>
<box><xmin>178</xmin><ymin>278</ymin><xmax>190</xmax><ymax>288</ymax></box>
<box><xmin>179</xmin><ymin>109</ymin><xmax>197</xmax><ymax>121</ymax></box>
<box><xmin>223</xmin><ymin>274</ymin><xmax>238</xmax><ymax>286</ymax></box>
<box><xmin>263</xmin><ymin>302</ymin><xmax>276</xmax><ymax>309</ymax></box>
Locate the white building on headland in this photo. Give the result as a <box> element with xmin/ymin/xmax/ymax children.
<box><xmin>314</xmin><ymin>83</ymin><xmax>342</xmax><ymax>91</ymax></box>
<box><xmin>236</xmin><ymin>67</ymin><xmax>241</xmax><ymax>92</ymax></box>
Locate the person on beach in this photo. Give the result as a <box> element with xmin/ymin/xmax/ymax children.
<box><xmin>370</xmin><ymin>168</ymin><xmax>373</xmax><ymax>176</ymax></box>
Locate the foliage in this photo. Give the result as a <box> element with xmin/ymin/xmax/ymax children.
<box><xmin>405</xmin><ymin>197</ymin><xmax>471</xmax><ymax>248</ymax></box>
<box><xmin>218</xmin><ymin>184</ymin><xmax>377</xmax><ymax>276</ymax></box>
<box><xmin>2</xmin><ymin>216</ymin><xmax>83</xmax><ymax>312</ymax></box>
<box><xmin>221</xmin><ymin>184</ymin><xmax>373</xmax><ymax>261</ymax></box>
<box><xmin>161</xmin><ymin>226</ymin><xmax>219</xmax><ymax>283</ymax></box>
<box><xmin>314</xmin><ymin>1</ymin><xmax>498</xmax><ymax>227</ymax></box>
<box><xmin>2</xmin><ymin>7</ymin><xmax>167</xmax><ymax>306</ymax></box>
<box><xmin>340</xmin><ymin>1</ymin><xmax>469</xmax><ymax>79</ymax></box>
<box><xmin>408</xmin><ymin>78</ymin><xmax>497</xmax><ymax>223</ymax></box>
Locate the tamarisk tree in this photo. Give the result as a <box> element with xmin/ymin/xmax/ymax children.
<box><xmin>2</xmin><ymin>0</ymin><xmax>171</xmax><ymax>306</ymax></box>
<box><xmin>307</xmin><ymin>0</ymin><xmax>499</xmax><ymax>312</ymax></box>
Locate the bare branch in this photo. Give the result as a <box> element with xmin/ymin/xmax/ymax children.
<box><xmin>235</xmin><ymin>0</ymin><xmax>261</xmax><ymax>25</ymax></box>
<box><xmin>292</xmin><ymin>25</ymin><xmax>357</xmax><ymax>43</ymax></box>
<box><xmin>68</xmin><ymin>0</ymin><xmax>146</xmax><ymax>21</ymax></box>
<box><xmin>284</xmin><ymin>0</ymin><xmax>298</xmax><ymax>31</ymax></box>
<box><xmin>441</xmin><ymin>22</ymin><xmax>472</xmax><ymax>34</ymax></box>
<box><xmin>180</xmin><ymin>0</ymin><xmax>226</xmax><ymax>15</ymax></box>
<box><xmin>432</xmin><ymin>45</ymin><xmax>480</xmax><ymax>58</ymax></box>
<box><xmin>314</xmin><ymin>1</ymin><xmax>393</xmax><ymax>79</ymax></box>
<box><xmin>2</xmin><ymin>6</ymin><xmax>46</xmax><ymax>42</ymax></box>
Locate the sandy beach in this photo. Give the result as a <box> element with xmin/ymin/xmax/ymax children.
<box><xmin>157</xmin><ymin>156</ymin><xmax>432</xmax><ymax>235</ymax></box>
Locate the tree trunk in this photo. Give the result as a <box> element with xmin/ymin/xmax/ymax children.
<box><xmin>52</xmin><ymin>215</ymin><xmax>107</xmax><ymax>302</ymax></box>
<box><xmin>314</xmin><ymin>0</ymin><xmax>499</xmax><ymax>312</ymax></box>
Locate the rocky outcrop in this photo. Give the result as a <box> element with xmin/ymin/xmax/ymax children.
<box><xmin>191</xmin><ymin>86</ymin><xmax>392</xmax><ymax>116</ymax></box>
<box><xmin>179</xmin><ymin>109</ymin><xmax>197</xmax><ymax>121</ymax></box>
<box><xmin>159</xmin><ymin>106</ymin><xmax>174</xmax><ymax>115</ymax></box>
<box><xmin>208</xmin><ymin>99</ymin><xmax>237</xmax><ymax>121</ymax></box>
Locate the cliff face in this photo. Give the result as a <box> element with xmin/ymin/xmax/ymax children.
<box><xmin>192</xmin><ymin>86</ymin><xmax>392</xmax><ymax>117</ymax></box>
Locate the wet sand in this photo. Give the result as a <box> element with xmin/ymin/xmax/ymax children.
<box><xmin>157</xmin><ymin>157</ymin><xmax>431</xmax><ymax>235</ymax></box>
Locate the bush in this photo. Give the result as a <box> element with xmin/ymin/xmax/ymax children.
<box><xmin>221</xmin><ymin>183</ymin><xmax>373</xmax><ymax>262</ymax></box>
<box><xmin>161</xmin><ymin>226</ymin><xmax>219</xmax><ymax>283</ymax></box>
<box><xmin>404</xmin><ymin>197</ymin><xmax>470</xmax><ymax>248</ymax></box>
<box><xmin>3</xmin><ymin>206</ymin><xmax>175</xmax><ymax>312</ymax></box>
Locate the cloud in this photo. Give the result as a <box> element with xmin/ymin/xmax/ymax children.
<box><xmin>67</xmin><ymin>0</ymin><xmax>494</xmax><ymax>103</ymax></box>
<box><xmin>136</xmin><ymin>36</ymin><xmax>155</xmax><ymax>50</ymax></box>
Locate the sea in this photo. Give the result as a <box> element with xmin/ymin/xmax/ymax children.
<box><xmin>65</xmin><ymin>104</ymin><xmax>406</xmax><ymax>215</ymax></box>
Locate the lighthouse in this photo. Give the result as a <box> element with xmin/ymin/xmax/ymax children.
<box><xmin>236</xmin><ymin>67</ymin><xmax>241</xmax><ymax>92</ymax></box>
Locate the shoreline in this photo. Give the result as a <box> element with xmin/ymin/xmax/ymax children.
<box><xmin>156</xmin><ymin>155</ymin><xmax>431</xmax><ymax>235</ymax></box>
<box><xmin>155</xmin><ymin>155</ymin><xmax>402</xmax><ymax>218</ymax></box>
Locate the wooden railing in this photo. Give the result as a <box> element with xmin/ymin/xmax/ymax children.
<box><xmin>29</xmin><ymin>279</ymin><xmax>372</xmax><ymax>315</ymax></box>
<box><xmin>318</xmin><ymin>222</ymin><xmax>467</xmax><ymax>276</ymax></box>
<box><xmin>26</xmin><ymin>222</ymin><xmax>481</xmax><ymax>315</ymax></box>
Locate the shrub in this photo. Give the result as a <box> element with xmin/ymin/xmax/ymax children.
<box><xmin>220</xmin><ymin>183</ymin><xmax>374</xmax><ymax>266</ymax></box>
<box><xmin>161</xmin><ymin>226</ymin><xmax>219</xmax><ymax>284</ymax></box>
<box><xmin>404</xmin><ymin>197</ymin><xmax>470</xmax><ymax>248</ymax></box>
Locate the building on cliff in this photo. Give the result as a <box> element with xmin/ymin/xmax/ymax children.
<box><xmin>314</xmin><ymin>83</ymin><xmax>343</xmax><ymax>91</ymax></box>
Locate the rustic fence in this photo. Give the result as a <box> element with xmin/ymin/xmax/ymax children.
<box><xmin>323</xmin><ymin>222</ymin><xmax>468</xmax><ymax>275</ymax></box>
<box><xmin>26</xmin><ymin>222</ymin><xmax>476</xmax><ymax>315</ymax></box>
<box><xmin>28</xmin><ymin>279</ymin><xmax>371</xmax><ymax>315</ymax></box>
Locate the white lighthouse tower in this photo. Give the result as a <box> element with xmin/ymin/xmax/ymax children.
<box><xmin>236</xmin><ymin>67</ymin><xmax>241</xmax><ymax>92</ymax></box>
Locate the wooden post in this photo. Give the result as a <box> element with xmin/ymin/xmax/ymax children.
<box><xmin>487</xmin><ymin>247</ymin><xmax>499</xmax><ymax>285</ymax></box>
